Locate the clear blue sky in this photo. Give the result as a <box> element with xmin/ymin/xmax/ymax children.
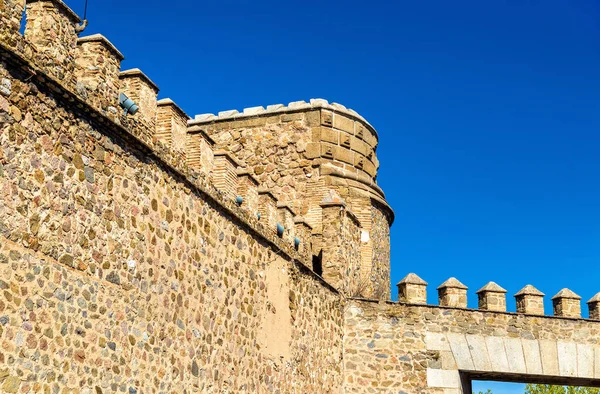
<box><xmin>62</xmin><ymin>1</ymin><xmax>599</xmax><ymax>390</ymax></box>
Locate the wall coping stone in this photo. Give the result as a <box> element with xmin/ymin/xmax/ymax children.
<box><xmin>236</xmin><ymin>168</ymin><xmax>260</xmax><ymax>185</ymax></box>
<box><xmin>397</xmin><ymin>273</ymin><xmax>428</xmax><ymax>286</ymax></box>
<box><xmin>437</xmin><ymin>277</ymin><xmax>468</xmax><ymax>290</ymax></box>
<box><xmin>26</xmin><ymin>0</ymin><xmax>82</xmax><ymax>23</ymax></box>
<box><xmin>257</xmin><ymin>187</ymin><xmax>278</xmax><ymax>201</ymax></box>
<box><xmin>188</xmin><ymin>97</ymin><xmax>379</xmax><ymax>141</ymax></box>
<box><xmin>293</xmin><ymin>217</ymin><xmax>313</xmax><ymax>229</ymax></box>
<box><xmin>157</xmin><ymin>98</ymin><xmax>190</xmax><ymax>120</ymax></box>
<box><xmin>213</xmin><ymin>149</ymin><xmax>244</xmax><ymax>167</ymax></box>
<box><xmin>587</xmin><ymin>292</ymin><xmax>600</xmax><ymax>304</ymax></box>
<box><xmin>276</xmin><ymin>201</ymin><xmax>297</xmax><ymax>216</ymax></box>
<box><xmin>119</xmin><ymin>68</ymin><xmax>159</xmax><ymax>92</ymax></box>
<box><xmin>77</xmin><ymin>34</ymin><xmax>125</xmax><ymax>61</ymax></box>
<box><xmin>551</xmin><ymin>288</ymin><xmax>581</xmax><ymax>300</ymax></box>
<box><xmin>515</xmin><ymin>284</ymin><xmax>545</xmax><ymax>297</ymax></box>
<box><xmin>186</xmin><ymin>126</ymin><xmax>216</xmax><ymax>145</ymax></box>
<box><xmin>476</xmin><ymin>281</ymin><xmax>507</xmax><ymax>294</ymax></box>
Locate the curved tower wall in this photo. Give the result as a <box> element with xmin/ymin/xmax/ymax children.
<box><xmin>190</xmin><ymin>100</ymin><xmax>394</xmax><ymax>299</ymax></box>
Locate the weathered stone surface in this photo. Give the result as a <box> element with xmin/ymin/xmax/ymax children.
<box><xmin>558</xmin><ymin>341</ymin><xmax>577</xmax><ymax>376</ymax></box>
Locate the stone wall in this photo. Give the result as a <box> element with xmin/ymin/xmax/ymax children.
<box><xmin>0</xmin><ymin>3</ymin><xmax>345</xmax><ymax>391</ymax></box>
<box><xmin>320</xmin><ymin>202</ymin><xmax>362</xmax><ymax>296</ymax></box>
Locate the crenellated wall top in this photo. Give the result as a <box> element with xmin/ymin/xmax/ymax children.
<box><xmin>189</xmin><ymin>98</ymin><xmax>379</xmax><ymax>142</ymax></box>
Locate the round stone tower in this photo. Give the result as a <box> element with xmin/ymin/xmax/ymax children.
<box><xmin>188</xmin><ymin>99</ymin><xmax>394</xmax><ymax>299</ymax></box>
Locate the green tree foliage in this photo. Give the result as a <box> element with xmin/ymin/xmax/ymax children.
<box><xmin>525</xmin><ymin>384</ymin><xmax>600</xmax><ymax>394</ymax></box>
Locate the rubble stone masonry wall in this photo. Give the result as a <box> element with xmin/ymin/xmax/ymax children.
<box><xmin>0</xmin><ymin>3</ymin><xmax>344</xmax><ymax>391</ymax></box>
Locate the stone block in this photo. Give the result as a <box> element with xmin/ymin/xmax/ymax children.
<box><xmin>557</xmin><ymin>341</ymin><xmax>577</xmax><ymax>377</ymax></box>
<box><xmin>466</xmin><ymin>335</ymin><xmax>491</xmax><ymax>371</ymax></box>
<box><xmin>485</xmin><ymin>336</ymin><xmax>509</xmax><ymax>372</ymax></box>
<box><xmin>440</xmin><ymin>351</ymin><xmax>457</xmax><ymax>370</ymax></box>
<box><xmin>333</xmin><ymin>146</ymin><xmax>354</xmax><ymax>165</ymax></box>
<box><xmin>447</xmin><ymin>333</ymin><xmax>474</xmax><ymax>370</ymax></box>
<box><xmin>320</xmin><ymin>127</ymin><xmax>339</xmax><ymax>144</ymax></box>
<box><xmin>540</xmin><ymin>339</ymin><xmax>559</xmax><ymax>376</ymax></box>
<box><xmin>426</xmin><ymin>332</ymin><xmax>450</xmax><ymax>351</ymax></box>
<box><xmin>321</xmin><ymin>110</ymin><xmax>333</xmax><ymax>126</ymax></box>
<box><xmin>350</xmin><ymin>136</ymin><xmax>368</xmax><ymax>156</ymax></box>
<box><xmin>522</xmin><ymin>339</ymin><xmax>543</xmax><ymax>375</ymax></box>
<box><xmin>595</xmin><ymin>347</ymin><xmax>600</xmax><ymax>378</ymax></box>
<box><xmin>504</xmin><ymin>337</ymin><xmax>526</xmax><ymax>374</ymax></box>
<box><xmin>304</xmin><ymin>143</ymin><xmax>320</xmax><ymax>159</ymax></box>
<box><xmin>426</xmin><ymin>368</ymin><xmax>460</xmax><ymax>389</ymax></box>
<box><xmin>577</xmin><ymin>344</ymin><xmax>594</xmax><ymax>378</ymax></box>
<box><xmin>305</xmin><ymin>110</ymin><xmax>321</xmax><ymax>127</ymax></box>
<box><xmin>333</xmin><ymin>113</ymin><xmax>354</xmax><ymax>133</ymax></box>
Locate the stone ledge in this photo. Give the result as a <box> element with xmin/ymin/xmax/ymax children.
<box><xmin>26</xmin><ymin>0</ymin><xmax>82</xmax><ymax>23</ymax></box>
<box><xmin>77</xmin><ymin>34</ymin><xmax>125</xmax><ymax>61</ymax></box>
<box><xmin>157</xmin><ymin>98</ymin><xmax>190</xmax><ymax>119</ymax></box>
<box><xmin>119</xmin><ymin>68</ymin><xmax>159</xmax><ymax>92</ymax></box>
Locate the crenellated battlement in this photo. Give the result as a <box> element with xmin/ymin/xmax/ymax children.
<box><xmin>190</xmin><ymin>98</ymin><xmax>378</xmax><ymax>141</ymax></box>
<box><xmin>0</xmin><ymin>0</ymin><xmax>324</xmax><ymax>267</ymax></box>
<box><xmin>397</xmin><ymin>273</ymin><xmax>600</xmax><ymax>320</ymax></box>
<box><xmin>2</xmin><ymin>1</ymin><xmax>600</xmax><ymax>393</ymax></box>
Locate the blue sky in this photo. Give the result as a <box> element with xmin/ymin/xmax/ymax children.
<box><xmin>60</xmin><ymin>1</ymin><xmax>599</xmax><ymax>391</ymax></box>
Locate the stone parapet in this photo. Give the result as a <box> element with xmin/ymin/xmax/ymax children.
<box><xmin>437</xmin><ymin>277</ymin><xmax>468</xmax><ymax>308</ymax></box>
<box><xmin>212</xmin><ymin>150</ymin><xmax>241</xmax><ymax>200</ymax></box>
<box><xmin>156</xmin><ymin>98</ymin><xmax>189</xmax><ymax>159</ymax></box>
<box><xmin>344</xmin><ymin>299</ymin><xmax>600</xmax><ymax>393</ymax></box>
<box><xmin>397</xmin><ymin>273</ymin><xmax>428</xmax><ymax>304</ymax></box>
<box><xmin>476</xmin><ymin>281</ymin><xmax>507</xmax><ymax>312</ymax></box>
<box><xmin>320</xmin><ymin>200</ymin><xmax>361</xmax><ymax>296</ymax></box>
<box><xmin>258</xmin><ymin>188</ymin><xmax>278</xmax><ymax>229</ymax></box>
<box><xmin>277</xmin><ymin>201</ymin><xmax>296</xmax><ymax>243</ymax></box>
<box><xmin>515</xmin><ymin>284</ymin><xmax>545</xmax><ymax>315</ymax></box>
<box><xmin>190</xmin><ymin>98</ymin><xmax>378</xmax><ymax>142</ymax></box>
<box><xmin>75</xmin><ymin>34</ymin><xmax>124</xmax><ymax>118</ymax></box>
<box><xmin>236</xmin><ymin>168</ymin><xmax>259</xmax><ymax>215</ymax></box>
<box><xmin>587</xmin><ymin>293</ymin><xmax>600</xmax><ymax>320</ymax></box>
<box><xmin>191</xmin><ymin>96</ymin><xmax>393</xmax><ymax>301</ymax></box>
<box><xmin>552</xmin><ymin>288</ymin><xmax>581</xmax><ymax>318</ymax></box>
<box><xmin>24</xmin><ymin>0</ymin><xmax>80</xmax><ymax>84</ymax></box>
<box><xmin>119</xmin><ymin>68</ymin><xmax>159</xmax><ymax>131</ymax></box>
